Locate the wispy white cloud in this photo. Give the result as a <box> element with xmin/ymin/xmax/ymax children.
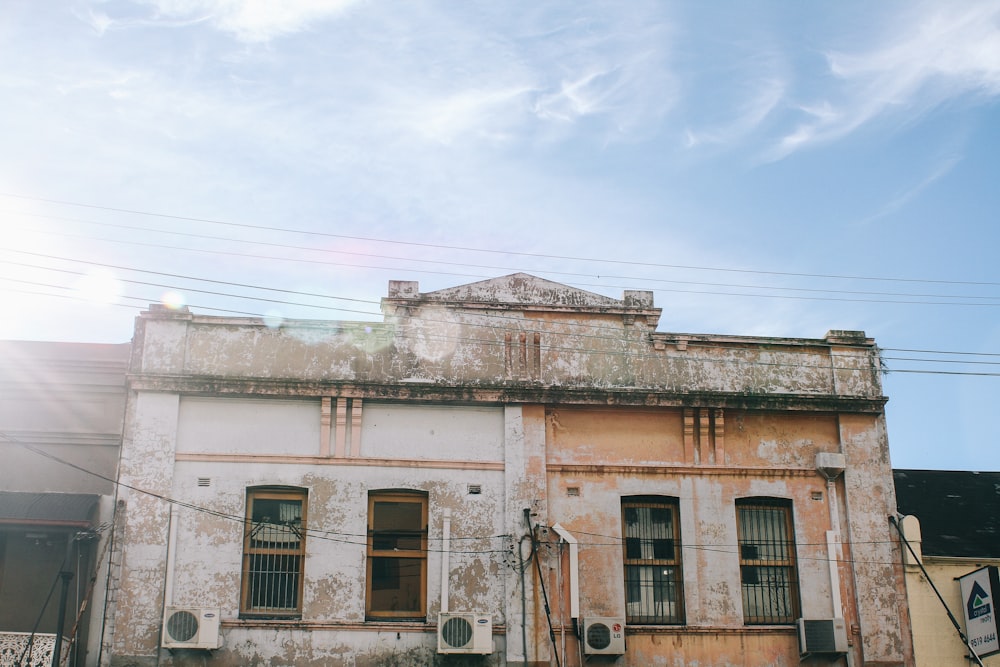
<box><xmin>403</xmin><ymin>85</ymin><xmax>537</xmax><ymax>146</ymax></box>
<box><xmin>534</xmin><ymin>67</ymin><xmax>620</xmax><ymax>122</ymax></box>
<box><xmin>78</xmin><ymin>6</ymin><xmax>212</xmax><ymax>35</ymax></box>
<box><xmin>769</xmin><ymin>1</ymin><xmax>1000</xmax><ymax>160</ymax></box>
<box><xmin>860</xmin><ymin>154</ymin><xmax>961</xmax><ymax>224</ymax></box>
<box><xmin>317</xmin><ymin>4</ymin><xmax>677</xmax><ymax>149</ymax></box>
<box><xmin>684</xmin><ymin>76</ymin><xmax>785</xmax><ymax>149</ymax></box>
<box><xmin>141</xmin><ymin>0</ymin><xmax>359</xmax><ymax>42</ymax></box>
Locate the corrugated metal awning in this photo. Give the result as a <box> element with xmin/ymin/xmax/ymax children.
<box><xmin>0</xmin><ymin>492</ymin><xmax>99</xmax><ymax>527</ymax></box>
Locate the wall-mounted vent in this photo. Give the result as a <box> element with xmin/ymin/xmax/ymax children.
<box><xmin>197</xmin><ymin>478</ymin><xmax>211</xmax><ymax>487</ymax></box>
<box><xmin>467</xmin><ymin>484</ymin><xmax>482</xmax><ymax>495</ymax></box>
<box><xmin>797</xmin><ymin>618</ymin><xmax>848</xmax><ymax>656</ymax></box>
<box><xmin>566</xmin><ymin>487</ymin><xmax>580</xmax><ymax>496</ymax></box>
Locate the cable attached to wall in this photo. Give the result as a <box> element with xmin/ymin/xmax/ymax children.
<box><xmin>888</xmin><ymin>515</ymin><xmax>985</xmax><ymax>667</ymax></box>
<box><xmin>525</xmin><ymin>508</ymin><xmax>562</xmax><ymax>667</ymax></box>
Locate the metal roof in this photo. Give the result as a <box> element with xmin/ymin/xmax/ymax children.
<box><xmin>894</xmin><ymin>469</ymin><xmax>1000</xmax><ymax>559</ymax></box>
<box><xmin>0</xmin><ymin>492</ymin><xmax>99</xmax><ymax>526</ymax></box>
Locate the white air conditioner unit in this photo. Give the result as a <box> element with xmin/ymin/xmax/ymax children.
<box><xmin>797</xmin><ymin>618</ymin><xmax>848</xmax><ymax>656</ymax></box>
<box><xmin>437</xmin><ymin>612</ymin><xmax>492</xmax><ymax>654</ymax></box>
<box><xmin>582</xmin><ymin>617</ymin><xmax>626</xmax><ymax>655</ymax></box>
<box><xmin>162</xmin><ymin>607</ymin><xmax>222</xmax><ymax>650</ymax></box>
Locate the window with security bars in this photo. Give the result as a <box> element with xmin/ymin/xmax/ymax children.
<box><xmin>366</xmin><ymin>490</ymin><xmax>427</xmax><ymax>620</ymax></box>
<box><xmin>736</xmin><ymin>498</ymin><xmax>800</xmax><ymax>624</ymax></box>
<box><xmin>621</xmin><ymin>496</ymin><xmax>684</xmax><ymax>624</ymax></box>
<box><xmin>241</xmin><ymin>487</ymin><xmax>306</xmax><ymax>617</ymax></box>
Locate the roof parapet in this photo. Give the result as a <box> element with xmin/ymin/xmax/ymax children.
<box><xmin>825</xmin><ymin>330</ymin><xmax>873</xmax><ymax>345</ymax></box>
<box><xmin>382</xmin><ymin>274</ymin><xmax>661</xmax><ymax>328</ymax></box>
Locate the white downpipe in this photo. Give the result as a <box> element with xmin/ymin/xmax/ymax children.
<box><xmin>164</xmin><ymin>504</ymin><xmax>178</xmax><ymax>607</ymax></box>
<box><xmin>441</xmin><ymin>509</ymin><xmax>451</xmax><ymax>614</ymax></box>
<box><xmin>826</xmin><ymin>480</ymin><xmax>843</xmax><ymax>617</ymax></box>
<box><xmin>550</xmin><ymin>523</ymin><xmax>579</xmax><ymax>619</ymax></box>
<box><xmin>826</xmin><ymin>475</ymin><xmax>855</xmax><ymax>667</ymax></box>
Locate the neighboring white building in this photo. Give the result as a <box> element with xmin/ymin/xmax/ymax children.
<box><xmin>106</xmin><ymin>274</ymin><xmax>913</xmax><ymax>666</ymax></box>
<box><xmin>895</xmin><ymin>469</ymin><xmax>1000</xmax><ymax>666</ymax></box>
<box><xmin>0</xmin><ymin>340</ymin><xmax>130</xmax><ymax>667</ymax></box>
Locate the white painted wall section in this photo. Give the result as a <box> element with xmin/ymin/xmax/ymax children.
<box><xmin>360</xmin><ymin>403</ymin><xmax>504</xmax><ymax>461</ymax></box>
<box><xmin>176</xmin><ymin>397</ymin><xmax>321</xmax><ymax>455</ymax></box>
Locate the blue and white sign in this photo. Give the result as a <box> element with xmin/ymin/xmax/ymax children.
<box><xmin>959</xmin><ymin>566</ymin><xmax>1000</xmax><ymax>659</ymax></box>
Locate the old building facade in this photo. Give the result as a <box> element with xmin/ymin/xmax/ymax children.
<box><xmin>106</xmin><ymin>274</ymin><xmax>913</xmax><ymax>666</ymax></box>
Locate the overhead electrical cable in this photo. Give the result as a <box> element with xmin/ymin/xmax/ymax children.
<box><xmin>2</xmin><ymin>279</ymin><xmax>996</xmax><ymax>376</ymax></box>
<box><xmin>4</xmin><ymin>253</ymin><xmax>1000</xmax><ymax>371</ymax></box>
<box><xmin>1</xmin><ymin>431</ymin><xmax>917</xmax><ymax>566</ymax></box>
<box><xmin>6</xmin><ymin>213</ymin><xmax>1000</xmax><ymax>303</ymax></box>
<box><xmin>3</xmin><ymin>242</ymin><xmax>999</xmax><ymax>308</ymax></box>
<box><xmin>4</xmin><ymin>191</ymin><xmax>1000</xmax><ymax>287</ymax></box>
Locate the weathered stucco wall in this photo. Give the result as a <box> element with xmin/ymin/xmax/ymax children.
<box><xmin>128</xmin><ymin>298</ymin><xmax>882</xmax><ymax>409</ymax></box>
<box><xmin>109</xmin><ymin>276</ymin><xmax>910</xmax><ymax>667</ymax></box>
<box><xmin>839</xmin><ymin>413</ymin><xmax>913</xmax><ymax>665</ymax></box>
<box><xmin>544</xmin><ymin>406</ymin><xmax>844</xmax><ymax>666</ymax></box>
<box><xmin>111</xmin><ymin>395</ymin><xmax>511</xmax><ymax>667</ymax></box>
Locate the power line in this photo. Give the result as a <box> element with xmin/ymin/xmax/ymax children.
<box><xmin>0</xmin><ymin>266</ymin><xmax>380</xmax><ymax>316</ymax></box>
<box><xmin>0</xmin><ymin>278</ymin><xmax>891</xmax><ymax>374</ymax></box>
<box><xmin>1</xmin><ymin>240</ymin><xmax>1000</xmax><ymax>308</ymax></box>
<box><xmin>8</xmin><ymin>252</ymin><xmax>1000</xmax><ymax>359</ymax></box>
<box><xmin>5</xmin><ymin>252</ymin><xmax>1000</xmax><ymax>373</ymax></box>
<box><xmin>882</xmin><ymin>355</ymin><xmax>1000</xmax><ymax>367</ymax></box>
<box><xmin>8</xmin><ymin>211</ymin><xmax>1000</xmax><ymax>303</ymax></box>
<box><xmin>882</xmin><ymin>347</ymin><xmax>1000</xmax><ymax>358</ymax></box>
<box><xmin>3</xmin><ymin>248</ymin><xmax>998</xmax><ymax>374</ymax></box>
<box><xmin>3</xmin><ymin>431</ymin><xmax>914</xmax><ymax>567</ymax></box>
<box><xmin>2</xmin><ymin>250</ymin><xmax>378</xmax><ymax>305</ymax></box>
<box><xmin>2</xmin><ymin>279</ymin><xmax>997</xmax><ymax>377</ymax></box>
<box><xmin>4</xmin><ymin>191</ymin><xmax>1000</xmax><ymax>287</ymax></box>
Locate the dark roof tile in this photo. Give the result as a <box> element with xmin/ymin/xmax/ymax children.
<box><xmin>894</xmin><ymin>469</ymin><xmax>1000</xmax><ymax>558</ymax></box>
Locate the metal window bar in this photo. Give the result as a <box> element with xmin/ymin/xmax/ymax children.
<box><xmin>243</xmin><ymin>496</ymin><xmax>304</xmax><ymax>614</ymax></box>
<box><xmin>737</xmin><ymin>501</ymin><xmax>799</xmax><ymax>624</ymax></box>
<box><xmin>622</xmin><ymin>501</ymin><xmax>683</xmax><ymax>624</ymax></box>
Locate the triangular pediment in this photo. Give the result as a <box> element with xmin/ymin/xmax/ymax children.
<box><xmin>422</xmin><ymin>273</ymin><xmax>623</xmax><ymax>307</ymax></box>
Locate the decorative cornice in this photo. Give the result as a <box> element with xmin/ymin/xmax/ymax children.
<box><xmin>129</xmin><ymin>375</ymin><xmax>887</xmax><ymax>413</ymax></box>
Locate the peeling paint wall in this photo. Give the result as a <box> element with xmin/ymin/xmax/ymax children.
<box><xmin>544</xmin><ymin>407</ymin><xmax>847</xmax><ymax>665</ymax></box>
<box><xmin>108</xmin><ymin>277</ymin><xmax>911</xmax><ymax>667</ymax></box>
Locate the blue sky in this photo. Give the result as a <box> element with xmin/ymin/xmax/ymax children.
<box><xmin>2</xmin><ymin>1</ymin><xmax>999</xmax><ymax>472</ymax></box>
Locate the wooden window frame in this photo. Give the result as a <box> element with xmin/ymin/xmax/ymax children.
<box><xmin>621</xmin><ymin>495</ymin><xmax>685</xmax><ymax>625</ymax></box>
<box><xmin>736</xmin><ymin>497</ymin><xmax>800</xmax><ymax>624</ymax></box>
<box><xmin>365</xmin><ymin>490</ymin><xmax>428</xmax><ymax>621</ymax></box>
<box><xmin>240</xmin><ymin>487</ymin><xmax>307</xmax><ymax>618</ymax></box>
